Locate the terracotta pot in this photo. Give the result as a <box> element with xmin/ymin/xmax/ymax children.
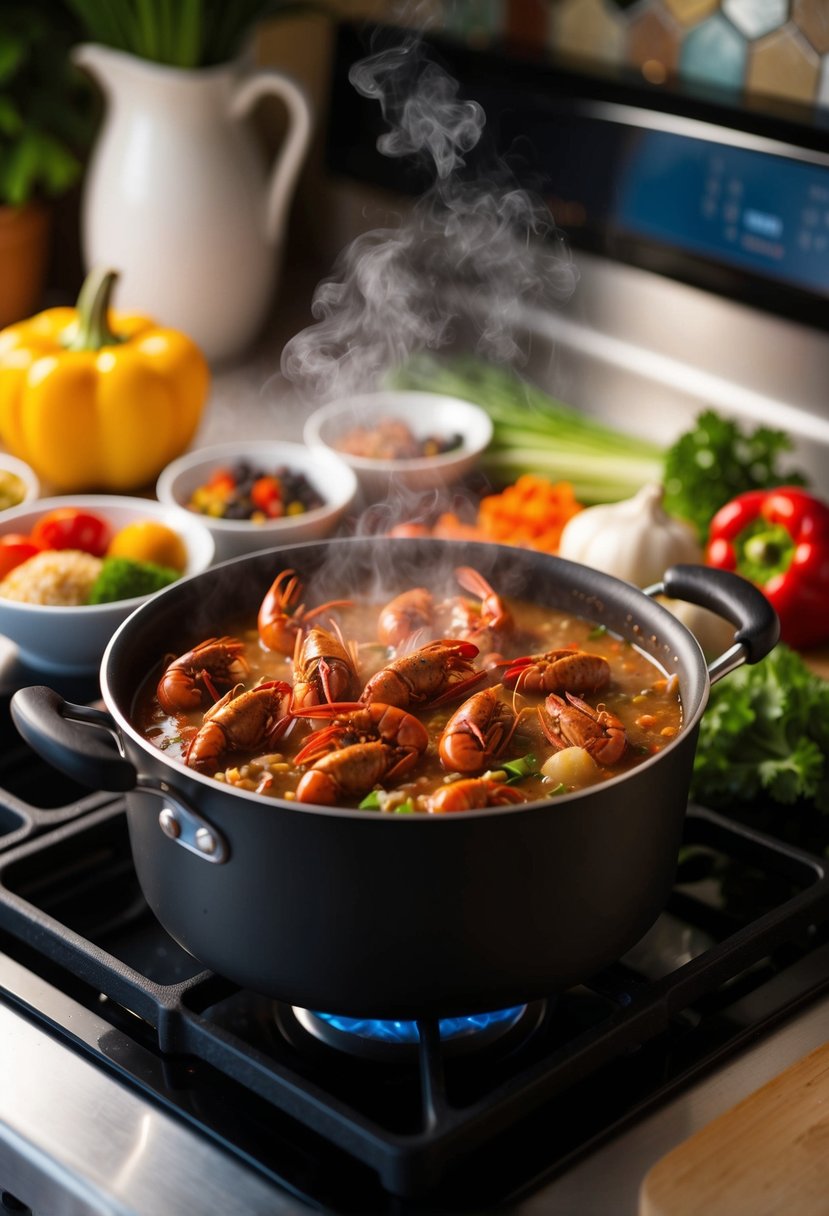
<box><xmin>0</xmin><ymin>203</ymin><xmax>51</xmax><ymax>330</ymax></box>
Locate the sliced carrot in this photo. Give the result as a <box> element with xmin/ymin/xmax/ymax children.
<box><xmin>391</xmin><ymin>477</ymin><xmax>583</xmax><ymax>555</ymax></box>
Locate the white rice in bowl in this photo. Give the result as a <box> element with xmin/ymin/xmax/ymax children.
<box><xmin>0</xmin><ymin>550</ymin><xmax>103</xmax><ymax>605</ymax></box>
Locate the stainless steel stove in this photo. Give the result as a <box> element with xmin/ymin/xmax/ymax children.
<box><xmin>2</xmin><ymin>661</ymin><xmax>829</xmax><ymax>1215</ymax></box>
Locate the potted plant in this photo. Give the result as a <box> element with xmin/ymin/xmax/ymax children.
<box><xmin>0</xmin><ymin>3</ymin><xmax>91</xmax><ymax>328</ymax></box>
<box><xmin>64</xmin><ymin>1</ymin><xmax>316</xmax><ymax>69</ymax></box>
<box><xmin>62</xmin><ymin>0</ymin><xmax>317</xmax><ymax>362</ymax></box>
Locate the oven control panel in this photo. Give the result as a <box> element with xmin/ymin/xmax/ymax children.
<box><xmin>327</xmin><ymin>23</ymin><xmax>829</xmax><ymax>332</ymax></box>
<box><xmin>616</xmin><ymin>127</ymin><xmax>829</xmax><ymax>302</ymax></box>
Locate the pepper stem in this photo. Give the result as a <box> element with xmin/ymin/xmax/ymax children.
<box><xmin>64</xmin><ymin>267</ymin><xmax>127</xmax><ymax>352</ymax></box>
<box><xmin>735</xmin><ymin>521</ymin><xmax>795</xmax><ymax>584</ymax></box>
<box><xmin>743</xmin><ymin>532</ymin><xmax>784</xmax><ymax>567</ymax></box>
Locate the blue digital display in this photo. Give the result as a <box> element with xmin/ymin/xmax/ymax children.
<box><xmin>615</xmin><ymin>130</ymin><xmax>829</xmax><ymax>298</ymax></box>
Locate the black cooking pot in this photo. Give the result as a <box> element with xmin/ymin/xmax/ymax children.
<box><xmin>11</xmin><ymin>539</ymin><xmax>778</xmax><ymax>1018</ymax></box>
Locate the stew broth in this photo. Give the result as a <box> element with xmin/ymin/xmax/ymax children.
<box><xmin>136</xmin><ymin>586</ymin><xmax>682</xmax><ymax>811</ymax></box>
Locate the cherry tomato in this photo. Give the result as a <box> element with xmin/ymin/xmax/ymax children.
<box><xmin>0</xmin><ymin>534</ymin><xmax>42</xmax><ymax>580</ymax></box>
<box><xmin>30</xmin><ymin>508</ymin><xmax>112</xmax><ymax>557</ymax></box>
<box><xmin>251</xmin><ymin>476</ymin><xmax>282</xmax><ymax>515</ymax></box>
<box><xmin>206</xmin><ymin>467</ymin><xmax>236</xmax><ymax>497</ymax></box>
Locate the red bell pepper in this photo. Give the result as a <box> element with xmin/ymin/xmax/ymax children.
<box><xmin>706</xmin><ymin>486</ymin><xmax>829</xmax><ymax>649</ymax></box>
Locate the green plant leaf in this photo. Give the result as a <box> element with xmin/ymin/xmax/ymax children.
<box><xmin>0</xmin><ymin>97</ymin><xmax>23</xmax><ymax>137</ymax></box>
<box><xmin>37</xmin><ymin>133</ymin><xmax>80</xmax><ymax>196</ymax></box>
<box><xmin>2</xmin><ymin>131</ymin><xmax>41</xmax><ymax>207</ymax></box>
<box><xmin>63</xmin><ymin>0</ymin><xmax>125</xmax><ymax>46</ymax></box>
<box><xmin>176</xmin><ymin>0</ymin><xmax>203</xmax><ymax>69</ymax></box>
<box><xmin>155</xmin><ymin>0</ymin><xmax>175</xmax><ymax>64</ymax></box>
<box><xmin>0</xmin><ymin>128</ymin><xmax>80</xmax><ymax>206</ymax></box>
<box><xmin>0</xmin><ymin>3</ymin><xmax>94</xmax><ymax>206</ymax></box>
<box><xmin>0</xmin><ymin>33</ymin><xmax>26</xmax><ymax>84</ymax></box>
<box><xmin>64</xmin><ymin>0</ymin><xmax>325</xmax><ymax>66</ymax></box>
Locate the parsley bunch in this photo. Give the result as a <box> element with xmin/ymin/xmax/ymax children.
<box><xmin>662</xmin><ymin>410</ymin><xmax>808</xmax><ymax>543</ymax></box>
<box><xmin>691</xmin><ymin>645</ymin><xmax>829</xmax><ymax>814</ymax></box>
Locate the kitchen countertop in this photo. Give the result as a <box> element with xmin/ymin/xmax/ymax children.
<box><xmin>523</xmin><ymin>984</ymin><xmax>829</xmax><ymax>1215</ymax></box>
<box><xmin>193</xmin><ymin>254</ymin><xmax>327</xmax><ymax>449</ymax></box>
<box><xmin>1</xmin><ymin>255</ymin><xmax>828</xmax><ymax>1215</ymax></box>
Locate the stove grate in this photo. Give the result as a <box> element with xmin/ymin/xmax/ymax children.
<box><xmin>1</xmin><ymin>801</ymin><xmax>829</xmax><ymax>1200</ymax></box>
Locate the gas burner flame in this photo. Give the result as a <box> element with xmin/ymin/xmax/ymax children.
<box><xmin>311</xmin><ymin>1005</ymin><xmax>526</xmax><ymax>1045</ymax></box>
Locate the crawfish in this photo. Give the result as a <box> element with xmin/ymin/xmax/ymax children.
<box><xmin>377</xmin><ymin>588</ymin><xmax>435</xmax><ymax>649</ymax></box>
<box><xmin>438</xmin><ymin>685</ymin><xmax>523</xmax><ymax>775</ymax></box>
<box><xmin>538</xmin><ymin>692</ymin><xmax>626</xmax><ymax>766</ymax></box>
<box><xmin>291</xmin><ymin>625</ymin><xmax>361</xmax><ymax>710</ymax></box>
<box><xmin>440</xmin><ymin>567</ymin><xmax>513</xmax><ymax>645</ymax></box>
<box><xmin>293</xmin><ymin>701</ymin><xmax>428</xmax><ymax>767</ymax></box>
<box><xmin>295</xmin><ymin>740</ymin><xmax>419</xmax><ymax>806</ymax></box>
<box><xmin>185</xmin><ymin>680</ymin><xmax>293</xmax><ymax>774</ymax></box>
<box><xmin>360</xmin><ymin>638</ymin><xmax>486</xmax><ymax>710</ymax></box>
<box><xmin>426</xmin><ymin>777</ymin><xmax>528</xmax><ymax>814</ymax></box>
<box><xmin>157</xmin><ymin>636</ymin><xmax>249</xmax><ymax>715</ymax></box>
<box><xmin>257</xmin><ymin>569</ymin><xmax>352</xmax><ymax>654</ymax></box>
<box><xmin>502</xmin><ymin>648</ymin><xmax>611</xmax><ymax>697</ymax></box>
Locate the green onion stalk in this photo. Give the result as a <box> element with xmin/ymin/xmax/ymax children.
<box><xmin>390</xmin><ymin>355</ymin><xmax>665</xmax><ymax>504</ymax></box>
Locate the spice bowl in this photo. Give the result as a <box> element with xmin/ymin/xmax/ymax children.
<box><xmin>303</xmin><ymin>391</ymin><xmax>493</xmax><ymax>501</ymax></box>
<box><xmin>155</xmin><ymin>441</ymin><xmax>359</xmax><ymax>562</ymax></box>
<box><xmin>0</xmin><ymin>495</ymin><xmax>214</xmax><ymax>675</ymax></box>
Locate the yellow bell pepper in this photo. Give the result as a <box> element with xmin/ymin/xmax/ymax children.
<box><xmin>0</xmin><ymin>267</ymin><xmax>209</xmax><ymax>493</ymax></box>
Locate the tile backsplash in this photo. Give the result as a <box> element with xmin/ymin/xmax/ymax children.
<box><xmin>434</xmin><ymin>0</ymin><xmax>829</xmax><ymax>116</ymax></box>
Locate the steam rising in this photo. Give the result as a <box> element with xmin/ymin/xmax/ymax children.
<box><xmin>281</xmin><ymin>32</ymin><xmax>577</xmax><ymax>401</ymax></box>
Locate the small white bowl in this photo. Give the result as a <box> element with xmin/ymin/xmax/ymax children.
<box><xmin>0</xmin><ymin>495</ymin><xmax>215</xmax><ymax>675</ymax></box>
<box><xmin>0</xmin><ymin>452</ymin><xmax>40</xmax><ymax>511</ymax></box>
<box><xmin>303</xmin><ymin>391</ymin><xmax>493</xmax><ymax>501</ymax></box>
<box><xmin>156</xmin><ymin>441</ymin><xmax>358</xmax><ymax>562</ymax></box>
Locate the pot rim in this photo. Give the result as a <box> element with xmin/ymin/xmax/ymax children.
<box><xmin>100</xmin><ymin>537</ymin><xmax>712</xmax><ymax>821</ymax></box>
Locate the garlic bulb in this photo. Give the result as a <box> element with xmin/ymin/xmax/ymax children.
<box><xmin>557</xmin><ymin>483</ymin><xmax>703</xmax><ymax>587</ymax></box>
<box><xmin>655</xmin><ymin>596</ymin><xmax>735</xmax><ymax>659</ymax></box>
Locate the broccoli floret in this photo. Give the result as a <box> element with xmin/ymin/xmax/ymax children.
<box><xmin>87</xmin><ymin>557</ymin><xmax>180</xmax><ymax>604</ymax></box>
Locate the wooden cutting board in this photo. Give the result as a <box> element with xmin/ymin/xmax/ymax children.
<box><xmin>639</xmin><ymin>1040</ymin><xmax>829</xmax><ymax>1216</ymax></box>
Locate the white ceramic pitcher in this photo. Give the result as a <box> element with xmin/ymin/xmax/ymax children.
<box><xmin>74</xmin><ymin>45</ymin><xmax>313</xmax><ymax>363</ymax></box>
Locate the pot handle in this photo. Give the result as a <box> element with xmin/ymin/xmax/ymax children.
<box><xmin>645</xmin><ymin>564</ymin><xmax>780</xmax><ymax>685</ymax></box>
<box><xmin>11</xmin><ymin>685</ymin><xmax>136</xmax><ymax>792</ymax></box>
<box><xmin>11</xmin><ymin>686</ymin><xmax>230</xmax><ymax>864</ymax></box>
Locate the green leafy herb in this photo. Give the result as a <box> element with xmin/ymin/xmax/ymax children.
<box><xmin>501</xmin><ymin>753</ymin><xmax>540</xmax><ymax>784</ymax></box>
<box><xmin>587</xmin><ymin>624</ymin><xmax>608</xmax><ymax>640</ymax></box>
<box><xmin>691</xmin><ymin>645</ymin><xmax>829</xmax><ymax>813</ymax></box>
<box><xmin>360</xmin><ymin>791</ymin><xmax>414</xmax><ymax>813</ymax></box>
<box><xmin>662</xmin><ymin>409</ymin><xmax>808</xmax><ymax>543</ymax></box>
<box><xmin>358</xmin><ymin>791</ymin><xmax>382</xmax><ymax>810</ymax></box>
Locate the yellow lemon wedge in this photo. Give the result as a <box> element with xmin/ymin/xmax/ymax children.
<box><xmin>107</xmin><ymin>520</ymin><xmax>187</xmax><ymax>572</ymax></box>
